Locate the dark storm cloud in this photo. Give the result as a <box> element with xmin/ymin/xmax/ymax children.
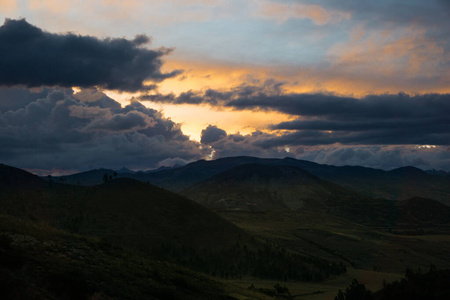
<box><xmin>0</xmin><ymin>19</ymin><xmax>181</xmax><ymax>92</ymax></box>
<box><xmin>200</xmin><ymin>125</ymin><xmax>227</xmax><ymax>144</ymax></box>
<box><xmin>199</xmin><ymin>127</ymin><xmax>293</xmax><ymax>159</ymax></box>
<box><xmin>0</xmin><ymin>87</ymin><xmax>51</xmax><ymax>112</ymax></box>
<box><xmin>226</xmin><ymin>92</ymin><xmax>450</xmax><ymax>121</ymax></box>
<box><xmin>83</xmin><ymin>111</ymin><xmax>155</xmax><ymax>132</ymax></box>
<box><xmin>145</xmin><ymin>81</ymin><xmax>450</xmax><ymax>146</ymax></box>
<box><xmin>0</xmin><ymin>87</ymin><xmax>207</xmax><ymax>172</ymax></box>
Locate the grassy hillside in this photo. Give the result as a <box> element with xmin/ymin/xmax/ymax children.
<box><xmin>0</xmin><ymin>164</ymin><xmax>346</xmax><ymax>282</ymax></box>
<box><xmin>182</xmin><ymin>163</ymin><xmax>450</xmax><ymax>234</ymax></box>
<box><xmin>219</xmin><ymin>209</ymin><xmax>450</xmax><ymax>275</ymax></box>
<box><xmin>182</xmin><ymin>163</ymin><xmax>369</xmax><ymax>212</ymax></box>
<box><xmin>0</xmin><ymin>213</ymin><xmax>272</xmax><ymax>300</ymax></box>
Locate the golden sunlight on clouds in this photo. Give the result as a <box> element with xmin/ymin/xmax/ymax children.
<box><xmin>102</xmin><ymin>87</ymin><xmax>293</xmax><ymax>142</ymax></box>
<box><xmin>28</xmin><ymin>0</ymin><xmax>73</xmax><ymax>14</ymax></box>
<box><xmin>256</xmin><ymin>1</ymin><xmax>350</xmax><ymax>25</ymax></box>
<box><xmin>160</xmin><ymin>55</ymin><xmax>450</xmax><ymax>100</ymax></box>
<box><xmin>328</xmin><ymin>25</ymin><xmax>448</xmax><ymax>82</ymax></box>
<box><xmin>0</xmin><ymin>0</ymin><xmax>17</xmax><ymax>13</ymax></box>
<box><xmin>158</xmin><ymin>59</ymin><xmax>267</xmax><ymax>95</ymax></box>
<box><xmin>145</xmin><ymin>103</ymin><xmax>293</xmax><ymax>142</ymax></box>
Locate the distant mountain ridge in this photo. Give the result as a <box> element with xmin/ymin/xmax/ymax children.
<box><xmin>49</xmin><ymin>156</ymin><xmax>450</xmax><ymax>204</ymax></box>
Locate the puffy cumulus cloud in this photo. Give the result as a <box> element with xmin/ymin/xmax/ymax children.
<box><xmin>83</xmin><ymin>111</ymin><xmax>156</xmax><ymax>132</ymax></box>
<box><xmin>0</xmin><ymin>19</ymin><xmax>181</xmax><ymax>92</ymax></box>
<box><xmin>199</xmin><ymin>126</ymin><xmax>293</xmax><ymax>159</ymax></box>
<box><xmin>0</xmin><ymin>87</ymin><xmax>208</xmax><ymax>173</ymax></box>
<box><xmin>0</xmin><ymin>87</ymin><xmax>52</xmax><ymax>112</ymax></box>
<box><xmin>200</xmin><ymin>125</ymin><xmax>227</xmax><ymax>144</ymax></box>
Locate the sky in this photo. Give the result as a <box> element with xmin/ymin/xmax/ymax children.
<box><xmin>0</xmin><ymin>0</ymin><xmax>449</xmax><ymax>174</ymax></box>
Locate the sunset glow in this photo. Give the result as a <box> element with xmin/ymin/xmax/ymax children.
<box><xmin>0</xmin><ymin>1</ymin><xmax>449</xmax><ymax>172</ymax></box>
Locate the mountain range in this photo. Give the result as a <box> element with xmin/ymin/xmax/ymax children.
<box><xmin>3</xmin><ymin>157</ymin><xmax>450</xmax><ymax>299</ymax></box>
<box><xmin>52</xmin><ymin>156</ymin><xmax>450</xmax><ymax>205</ymax></box>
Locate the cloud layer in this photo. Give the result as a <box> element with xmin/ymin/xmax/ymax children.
<box><xmin>145</xmin><ymin>81</ymin><xmax>450</xmax><ymax>147</ymax></box>
<box><xmin>197</xmin><ymin>124</ymin><xmax>450</xmax><ymax>171</ymax></box>
<box><xmin>0</xmin><ymin>19</ymin><xmax>180</xmax><ymax>92</ymax></box>
<box><xmin>0</xmin><ymin>87</ymin><xmax>207</xmax><ymax>173</ymax></box>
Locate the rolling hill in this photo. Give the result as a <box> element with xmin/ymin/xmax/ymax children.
<box><xmin>52</xmin><ymin>156</ymin><xmax>450</xmax><ymax>205</ymax></box>
<box><xmin>0</xmin><ymin>214</ymin><xmax>255</xmax><ymax>300</ymax></box>
<box><xmin>0</xmin><ymin>163</ymin><xmax>346</xmax><ymax>282</ymax></box>
<box><xmin>181</xmin><ymin>163</ymin><xmax>450</xmax><ymax>232</ymax></box>
<box><xmin>182</xmin><ymin>163</ymin><xmax>368</xmax><ymax>212</ymax></box>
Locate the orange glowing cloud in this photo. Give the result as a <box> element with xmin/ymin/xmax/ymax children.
<box><xmin>328</xmin><ymin>24</ymin><xmax>448</xmax><ymax>89</ymax></box>
<box><xmin>158</xmin><ymin>59</ymin><xmax>268</xmax><ymax>95</ymax></box>
<box><xmin>145</xmin><ymin>103</ymin><xmax>294</xmax><ymax>142</ymax></box>
<box><xmin>0</xmin><ymin>0</ymin><xmax>17</xmax><ymax>13</ymax></box>
<box><xmin>158</xmin><ymin>56</ymin><xmax>431</xmax><ymax>99</ymax></box>
<box><xmin>28</xmin><ymin>0</ymin><xmax>74</xmax><ymax>14</ymax></box>
<box><xmin>256</xmin><ymin>1</ymin><xmax>350</xmax><ymax>25</ymax></box>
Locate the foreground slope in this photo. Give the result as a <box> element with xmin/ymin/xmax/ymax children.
<box><xmin>0</xmin><ymin>213</ymin><xmax>268</xmax><ymax>300</ymax></box>
<box><xmin>0</xmin><ymin>164</ymin><xmax>248</xmax><ymax>250</ymax></box>
<box><xmin>0</xmin><ymin>163</ymin><xmax>346</xmax><ymax>281</ymax></box>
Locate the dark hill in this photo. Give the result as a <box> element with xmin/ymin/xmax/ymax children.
<box><xmin>0</xmin><ymin>163</ymin><xmax>45</xmax><ymax>188</ymax></box>
<box><xmin>50</xmin><ymin>156</ymin><xmax>450</xmax><ymax>204</ymax></box>
<box><xmin>182</xmin><ymin>163</ymin><xmax>368</xmax><ymax>212</ymax></box>
<box><xmin>395</xmin><ymin>197</ymin><xmax>450</xmax><ymax>225</ymax></box>
<box><xmin>50</xmin><ymin>168</ymin><xmax>117</xmax><ymax>185</ymax></box>
<box><xmin>150</xmin><ymin>156</ymin><xmax>450</xmax><ymax>205</ymax></box>
<box><xmin>0</xmin><ymin>173</ymin><xmax>249</xmax><ymax>251</ymax></box>
<box><xmin>74</xmin><ymin>178</ymin><xmax>249</xmax><ymax>251</ymax></box>
<box><xmin>0</xmin><ymin>214</ymin><xmax>244</xmax><ymax>300</ymax></box>
<box><xmin>0</xmin><ymin>164</ymin><xmax>347</xmax><ymax>281</ymax></box>
<box><xmin>182</xmin><ymin>163</ymin><xmax>450</xmax><ymax>233</ymax></box>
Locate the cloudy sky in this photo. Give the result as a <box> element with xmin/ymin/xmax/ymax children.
<box><xmin>0</xmin><ymin>0</ymin><xmax>449</xmax><ymax>174</ymax></box>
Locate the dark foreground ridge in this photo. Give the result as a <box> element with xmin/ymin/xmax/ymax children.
<box><xmin>0</xmin><ymin>163</ymin><xmax>346</xmax><ymax>282</ymax></box>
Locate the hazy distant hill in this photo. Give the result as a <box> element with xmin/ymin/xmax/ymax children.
<box><xmin>49</xmin><ymin>168</ymin><xmax>118</xmax><ymax>185</ymax></box>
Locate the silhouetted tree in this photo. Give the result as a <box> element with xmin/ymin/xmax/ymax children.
<box><xmin>335</xmin><ymin>279</ymin><xmax>373</xmax><ymax>300</ymax></box>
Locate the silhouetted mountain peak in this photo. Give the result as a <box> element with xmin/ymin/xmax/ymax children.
<box><xmin>389</xmin><ymin>166</ymin><xmax>427</xmax><ymax>176</ymax></box>
<box><xmin>0</xmin><ymin>163</ymin><xmax>45</xmax><ymax>188</ymax></box>
<box><xmin>116</xmin><ymin>167</ymin><xmax>134</xmax><ymax>174</ymax></box>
